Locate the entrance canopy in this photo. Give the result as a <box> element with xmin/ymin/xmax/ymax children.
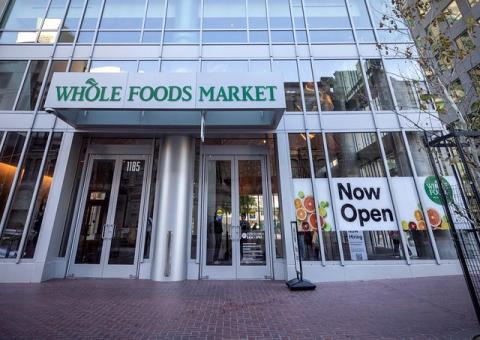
<box><xmin>45</xmin><ymin>72</ymin><xmax>285</xmax><ymax>129</ymax></box>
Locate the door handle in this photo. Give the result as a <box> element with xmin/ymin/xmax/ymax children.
<box><xmin>101</xmin><ymin>224</ymin><xmax>107</xmax><ymax>239</ymax></box>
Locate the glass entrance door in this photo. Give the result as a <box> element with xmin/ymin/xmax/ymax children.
<box><xmin>202</xmin><ymin>155</ymin><xmax>271</xmax><ymax>279</ymax></box>
<box><xmin>70</xmin><ymin>154</ymin><xmax>149</xmax><ymax>278</ymax></box>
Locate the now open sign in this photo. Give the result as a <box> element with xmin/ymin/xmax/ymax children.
<box><xmin>331</xmin><ymin>178</ymin><xmax>397</xmax><ymax>231</ymax></box>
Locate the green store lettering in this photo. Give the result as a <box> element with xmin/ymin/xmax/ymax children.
<box><xmin>128</xmin><ymin>85</ymin><xmax>192</xmax><ymax>102</ymax></box>
<box><xmin>199</xmin><ymin>85</ymin><xmax>277</xmax><ymax>102</ymax></box>
<box><xmin>56</xmin><ymin>78</ymin><xmax>122</xmax><ymax>102</ymax></box>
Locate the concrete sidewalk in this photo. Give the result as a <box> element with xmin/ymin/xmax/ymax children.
<box><xmin>0</xmin><ymin>275</ymin><xmax>478</xmax><ymax>339</ymax></box>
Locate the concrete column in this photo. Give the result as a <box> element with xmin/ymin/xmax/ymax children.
<box><xmin>151</xmin><ymin>136</ymin><xmax>194</xmax><ymax>281</ymax></box>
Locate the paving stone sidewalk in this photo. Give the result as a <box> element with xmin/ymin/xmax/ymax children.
<box><xmin>0</xmin><ymin>275</ymin><xmax>478</xmax><ymax>339</ymax></box>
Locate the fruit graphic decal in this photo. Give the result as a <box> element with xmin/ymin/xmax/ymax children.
<box><xmin>293</xmin><ymin>191</ymin><xmax>332</xmax><ymax>232</ymax></box>
<box><xmin>401</xmin><ymin>204</ymin><xmax>449</xmax><ymax>231</ymax></box>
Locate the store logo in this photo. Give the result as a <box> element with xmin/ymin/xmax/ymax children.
<box><xmin>424</xmin><ymin>176</ymin><xmax>453</xmax><ymax>205</ymax></box>
<box><xmin>56</xmin><ymin>78</ymin><xmax>123</xmax><ymax>102</ymax></box>
<box><xmin>198</xmin><ymin>85</ymin><xmax>278</xmax><ymax>102</ymax></box>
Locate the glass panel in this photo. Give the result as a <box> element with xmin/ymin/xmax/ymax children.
<box><xmin>249</xmin><ymin>30</ymin><xmax>268</xmax><ymax>43</ymax></box>
<box><xmin>202</xmin><ymin>60</ymin><xmax>248</xmax><ymax>72</ymax></box>
<box><xmin>77</xmin><ymin>30</ymin><xmax>94</xmax><ymax>43</ymax></box>
<box><xmin>39</xmin><ymin>60</ymin><xmax>68</xmax><ymax>110</ymax></box>
<box><xmin>248</xmin><ymin>0</ymin><xmax>267</xmax><ymax>29</ymax></box>
<box><xmin>289</xmin><ymin>134</ymin><xmax>310</xmax><ymax>179</ymax></box>
<box><xmin>15</xmin><ymin>60</ymin><xmax>48</xmax><ymax>111</ymax></box>
<box><xmin>62</xmin><ymin>0</ymin><xmax>86</xmax><ymax>30</ymax></box>
<box><xmin>355</xmin><ymin>30</ymin><xmax>375</xmax><ymax>43</ymax></box>
<box><xmin>239</xmin><ymin>160</ymin><xmax>266</xmax><ymax>266</ymax></box>
<box><xmin>206</xmin><ymin>160</ymin><xmax>232</xmax><ymax>265</ymax></box>
<box><xmin>161</xmin><ymin>60</ymin><xmax>198</xmax><ymax>73</ymax></box>
<box><xmin>313</xmin><ymin>60</ymin><xmax>369</xmax><ymax>111</ymax></box>
<box><xmin>0</xmin><ymin>132</ymin><xmax>27</xmax><ymax>240</ymax></box>
<box><xmin>271</xmin><ymin>30</ymin><xmax>294</xmax><ymax>43</ymax></box>
<box><xmin>203</xmin><ymin>0</ymin><xmax>246</xmax><ymax>29</ymax></box>
<box><xmin>383</xmin><ymin>59</ymin><xmax>431</xmax><ymax>111</ymax></box>
<box><xmin>74</xmin><ymin>159</ymin><xmax>115</xmax><ymax>264</ymax></box>
<box><xmin>327</xmin><ymin>132</ymin><xmax>404</xmax><ymax>261</ymax></box>
<box><xmin>144</xmin><ymin>141</ymin><xmax>160</xmax><ymax>259</ymax></box>
<box><xmin>267</xmin><ymin>137</ymin><xmax>283</xmax><ymax>258</ymax></box>
<box><xmin>0</xmin><ymin>61</ymin><xmax>27</xmax><ymax>110</ymax></box>
<box><xmin>304</xmin><ymin>0</ymin><xmax>350</xmax><ymax>28</ymax></box>
<box><xmin>100</xmin><ymin>0</ymin><xmax>145</xmax><ymax>29</ymax></box>
<box><xmin>268</xmin><ymin>0</ymin><xmax>292</xmax><ymax>29</ymax></box>
<box><xmin>23</xmin><ymin>133</ymin><xmax>62</xmax><ymax>258</ymax></box>
<box><xmin>381</xmin><ymin>132</ymin><xmax>435</xmax><ymax>260</ymax></box>
<box><xmin>406</xmin><ymin>132</ymin><xmax>457</xmax><ymax>259</ymax></box>
<box><xmin>142</xmin><ymin>31</ymin><xmax>162</xmax><ymax>43</ymax></box>
<box><xmin>190</xmin><ymin>141</ymin><xmax>200</xmax><ymax>259</ymax></box>
<box><xmin>108</xmin><ymin>159</ymin><xmax>145</xmax><ymax>265</ymax></box>
<box><xmin>70</xmin><ymin>60</ymin><xmax>88</xmax><ymax>72</ymax></box>
<box><xmin>145</xmin><ymin>0</ymin><xmax>166</xmax><ymax>29</ymax></box>
<box><xmin>80</xmin><ymin>0</ymin><xmax>102</xmax><ymax>30</ymax></box>
<box><xmin>96</xmin><ymin>31</ymin><xmax>141</xmax><ymax>43</ymax></box>
<box><xmin>41</xmin><ymin>0</ymin><xmax>68</xmax><ymax>31</ymax></box>
<box><xmin>298</xmin><ymin>60</ymin><xmax>316</xmax><ymax>111</ymax></box>
<box><xmin>0</xmin><ymin>133</ymin><xmax>49</xmax><ymax>258</ymax></box>
<box><xmin>203</xmin><ymin>31</ymin><xmax>247</xmax><ymax>43</ymax></box>
<box><xmin>309</xmin><ymin>30</ymin><xmax>354</xmax><ymax>43</ymax></box>
<box><xmin>0</xmin><ymin>0</ymin><xmax>49</xmax><ymax>30</ymax></box>
<box><xmin>368</xmin><ymin>0</ymin><xmax>406</xmax><ymax>29</ymax></box>
<box><xmin>138</xmin><ymin>61</ymin><xmax>159</xmax><ymax>73</ymax></box>
<box><xmin>163</xmin><ymin>31</ymin><xmax>199</xmax><ymax>44</ymax></box>
<box><xmin>165</xmin><ymin>0</ymin><xmax>200</xmax><ymax>29</ymax></box>
<box><xmin>291</xmin><ymin>0</ymin><xmax>305</xmax><ymax>29</ymax></box>
<box><xmin>363</xmin><ymin>59</ymin><xmax>394</xmax><ymax>111</ymax></box>
<box><xmin>90</xmin><ymin>60</ymin><xmax>138</xmax><ymax>73</ymax></box>
<box><xmin>348</xmin><ymin>0</ymin><xmax>372</xmax><ymax>28</ymax></box>
<box><xmin>58</xmin><ymin>30</ymin><xmax>76</xmax><ymax>42</ymax></box>
<box><xmin>249</xmin><ymin>60</ymin><xmax>270</xmax><ymax>72</ymax></box>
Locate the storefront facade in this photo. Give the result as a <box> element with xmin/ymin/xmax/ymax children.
<box><xmin>0</xmin><ymin>0</ymin><xmax>463</xmax><ymax>283</ymax></box>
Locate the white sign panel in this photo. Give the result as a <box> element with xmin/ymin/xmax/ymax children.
<box><xmin>331</xmin><ymin>178</ymin><xmax>397</xmax><ymax>231</ymax></box>
<box><xmin>45</xmin><ymin>72</ymin><xmax>286</xmax><ymax>111</ymax></box>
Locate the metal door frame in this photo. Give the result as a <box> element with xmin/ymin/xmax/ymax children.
<box><xmin>199</xmin><ymin>145</ymin><xmax>274</xmax><ymax>280</ymax></box>
<box><xmin>67</xmin><ymin>147</ymin><xmax>152</xmax><ymax>278</ymax></box>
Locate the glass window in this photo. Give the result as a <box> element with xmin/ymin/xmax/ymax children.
<box><xmin>69</xmin><ymin>60</ymin><xmax>88</xmax><ymax>72</ymax></box>
<box><xmin>203</xmin><ymin>31</ymin><xmax>247</xmax><ymax>44</ymax></box>
<box><xmin>248</xmin><ymin>0</ymin><xmax>267</xmax><ymax>29</ymax></box>
<box><xmin>37</xmin><ymin>0</ymin><xmax>68</xmax><ymax>44</ymax></box>
<box><xmin>289</xmin><ymin>134</ymin><xmax>320</xmax><ymax>261</ymax></box>
<box><xmin>100</xmin><ymin>0</ymin><xmax>145</xmax><ymax>29</ymax></box>
<box><xmin>291</xmin><ymin>0</ymin><xmax>306</xmax><ymax>29</ymax></box>
<box><xmin>202</xmin><ymin>60</ymin><xmax>248</xmax><ymax>72</ymax></box>
<box><xmin>313</xmin><ymin>59</ymin><xmax>369</xmax><ymax>111</ymax></box>
<box><xmin>348</xmin><ymin>0</ymin><xmax>372</xmax><ymax>28</ymax></box>
<box><xmin>165</xmin><ymin>0</ymin><xmax>200</xmax><ymax>29</ymax></box>
<box><xmin>0</xmin><ymin>0</ymin><xmax>49</xmax><ymax>30</ymax></box>
<box><xmin>273</xmin><ymin>60</ymin><xmax>302</xmax><ymax>112</ymax></box>
<box><xmin>298</xmin><ymin>60</ymin><xmax>317</xmax><ymax>111</ymax></box>
<box><xmin>138</xmin><ymin>60</ymin><xmax>159</xmax><ymax>73</ymax></box>
<box><xmin>161</xmin><ymin>60</ymin><xmax>198</xmax><ymax>73</ymax></box>
<box><xmin>368</xmin><ymin>0</ymin><xmax>406</xmax><ymax>29</ymax></box>
<box><xmin>268</xmin><ymin>0</ymin><xmax>292</xmax><ymax>29</ymax></box>
<box><xmin>328</xmin><ymin>132</ymin><xmax>405</xmax><ymax>261</ymax></box>
<box><xmin>16</xmin><ymin>60</ymin><xmax>48</xmax><ymax>111</ymax></box>
<box><xmin>144</xmin><ymin>139</ymin><xmax>160</xmax><ymax>259</ymax></box>
<box><xmin>142</xmin><ymin>31</ymin><xmax>161</xmax><ymax>43</ymax></box>
<box><xmin>270</xmin><ymin>30</ymin><xmax>294</xmax><ymax>43</ymax></box>
<box><xmin>383</xmin><ymin>59</ymin><xmax>430</xmax><ymax>111</ymax></box>
<box><xmin>382</xmin><ymin>132</ymin><xmax>435</xmax><ymax>260</ymax></box>
<box><xmin>62</xmin><ymin>0</ymin><xmax>85</xmax><ymax>30</ymax></box>
<box><xmin>443</xmin><ymin>1</ymin><xmax>462</xmax><ymax>26</ymax></box>
<box><xmin>76</xmin><ymin>31</ymin><xmax>95</xmax><ymax>43</ymax></box>
<box><xmin>22</xmin><ymin>133</ymin><xmax>63</xmax><ymax>258</ymax></box>
<box><xmin>203</xmin><ymin>0</ymin><xmax>246</xmax><ymax>29</ymax></box>
<box><xmin>309</xmin><ymin>30</ymin><xmax>354</xmax><ymax>43</ymax></box>
<box><xmin>364</xmin><ymin>59</ymin><xmax>394</xmax><ymax>111</ymax></box>
<box><xmin>0</xmin><ymin>132</ymin><xmax>27</xmax><ymax>221</ymax></box>
<box><xmin>406</xmin><ymin>131</ymin><xmax>457</xmax><ymax>259</ymax></box>
<box><xmin>80</xmin><ymin>0</ymin><xmax>102</xmax><ymax>29</ymax></box>
<box><xmin>190</xmin><ymin>141</ymin><xmax>200</xmax><ymax>259</ymax></box>
<box><xmin>0</xmin><ymin>61</ymin><xmax>27</xmax><ymax>111</ymax></box>
<box><xmin>145</xmin><ymin>0</ymin><xmax>166</xmax><ymax>29</ymax></box>
<box><xmin>355</xmin><ymin>30</ymin><xmax>376</xmax><ymax>43</ymax></box>
<box><xmin>249</xmin><ymin>60</ymin><xmax>270</xmax><ymax>72</ymax></box>
<box><xmin>249</xmin><ymin>30</ymin><xmax>268</xmax><ymax>43</ymax></box>
<box><xmin>0</xmin><ymin>133</ymin><xmax>49</xmax><ymax>259</ymax></box>
<box><xmin>89</xmin><ymin>60</ymin><xmax>138</xmax><ymax>73</ymax></box>
<box><xmin>310</xmin><ymin>134</ymin><xmax>326</xmax><ymax>178</ymax></box>
<box><xmin>163</xmin><ymin>31</ymin><xmax>199</xmax><ymax>44</ymax></box>
<box><xmin>97</xmin><ymin>31</ymin><xmax>141</xmax><ymax>43</ymax></box>
<box><xmin>39</xmin><ymin>60</ymin><xmax>68</xmax><ymax>110</ymax></box>
<box><xmin>304</xmin><ymin>0</ymin><xmax>350</xmax><ymax>28</ymax></box>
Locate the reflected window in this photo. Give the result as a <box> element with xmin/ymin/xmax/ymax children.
<box><xmin>80</xmin><ymin>0</ymin><xmax>102</xmax><ymax>30</ymax></box>
<box><xmin>16</xmin><ymin>60</ymin><xmax>48</xmax><ymax>111</ymax></box>
<box><xmin>70</xmin><ymin>60</ymin><xmax>88</xmax><ymax>72</ymax></box>
<box><xmin>309</xmin><ymin>30</ymin><xmax>354</xmax><ymax>43</ymax></box>
<box><xmin>203</xmin><ymin>31</ymin><xmax>247</xmax><ymax>44</ymax></box>
<box><xmin>100</xmin><ymin>0</ymin><xmax>145</xmax><ymax>29</ymax></box>
<box><xmin>313</xmin><ymin>60</ymin><xmax>369</xmax><ymax>111</ymax></box>
<box><xmin>310</xmin><ymin>134</ymin><xmax>327</xmax><ymax>178</ymax></box>
<box><xmin>291</xmin><ymin>0</ymin><xmax>306</xmax><ymax>29</ymax></box>
<box><xmin>202</xmin><ymin>60</ymin><xmax>248</xmax><ymax>73</ymax></box>
<box><xmin>165</xmin><ymin>0</ymin><xmax>200</xmax><ymax>29</ymax></box>
<box><xmin>348</xmin><ymin>0</ymin><xmax>372</xmax><ymax>28</ymax></box>
<box><xmin>268</xmin><ymin>0</ymin><xmax>292</xmax><ymax>29</ymax></box>
<box><xmin>304</xmin><ymin>0</ymin><xmax>350</xmax><ymax>28</ymax></box>
<box><xmin>0</xmin><ymin>132</ymin><xmax>27</xmax><ymax>220</ymax></box>
<box><xmin>364</xmin><ymin>59</ymin><xmax>394</xmax><ymax>111</ymax></box>
<box><xmin>368</xmin><ymin>0</ymin><xmax>407</xmax><ymax>29</ymax></box>
<box><xmin>298</xmin><ymin>60</ymin><xmax>316</xmax><ymax>111</ymax></box>
<box><xmin>0</xmin><ymin>61</ymin><xmax>27</xmax><ymax>110</ymax></box>
<box><xmin>203</xmin><ymin>0</ymin><xmax>246</xmax><ymax>29</ymax></box>
<box><xmin>163</xmin><ymin>31</ymin><xmax>199</xmax><ymax>44</ymax></box>
<box><xmin>0</xmin><ymin>0</ymin><xmax>49</xmax><ymax>30</ymax></box>
<box><xmin>145</xmin><ymin>0</ymin><xmax>166</xmax><ymax>29</ymax></box>
<box><xmin>90</xmin><ymin>60</ymin><xmax>138</xmax><ymax>73</ymax></box>
<box><xmin>97</xmin><ymin>31</ymin><xmax>141</xmax><ymax>44</ymax></box>
<box><xmin>62</xmin><ymin>0</ymin><xmax>85</xmax><ymax>30</ymax></box>
<box><xmin>384</xmin><ymin>59</ymin><xmax>431</xmax><ymax>111</ymax></box>
<box><xmin>39</xmin><ymin>60</ymin><xmax>68</xmax><ymax>110</ymax></box>
<box><xmin>289</xmin><ymin>134</ymin><xmax>311</xmax><ymax>179</ymax></box>
<box><xmin>273</xmin><ymin>60</ymin><xmax>303</xmax><ymax>112</ymax></box>
<box><xmin>248</xmin><ymin>0</ymin><xmax>267</xmax><ymax>29</ymax></box>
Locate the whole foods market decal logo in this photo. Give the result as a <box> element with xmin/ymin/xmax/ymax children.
<box><xmin>424</xmin><ymin>176</ymin><xmax>453</xmax><ymax>205</ymax></box>
<box><xmin>55</xmin><ymin>78</ymin><xmax>278</xmax><ymax>103</ymax></box>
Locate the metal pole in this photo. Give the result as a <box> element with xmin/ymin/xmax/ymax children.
<box><xmin>424</xmin><ymin>132</ymin><xmax>480</xmax><ymax>324</ymax></box>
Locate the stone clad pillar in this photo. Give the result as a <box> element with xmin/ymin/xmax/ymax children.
<box><xmin>151</xmin><ymin>136</ymin><xmax>194</xmax><ymax>281</ymax></box>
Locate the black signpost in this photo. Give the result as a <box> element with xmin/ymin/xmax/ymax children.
<box><xmin>286</xmin><ymin>221</ymin><xmax>316</xmax><ymax>291</ymax></box>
